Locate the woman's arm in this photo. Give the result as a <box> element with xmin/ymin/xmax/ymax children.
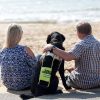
<box><xmin>43</xmin><ymin>44</ymin><xmax>76</xmax><ymax>61</ymax></box>
<box><xmin>25</xmin><ymin>46</ymin><xmax>37</xmax><ymax>67</ymax></box>
<box><xmin>25</xmin><ymin>47</ymin><xmax>35</xmax><ymax>57</ymax></box>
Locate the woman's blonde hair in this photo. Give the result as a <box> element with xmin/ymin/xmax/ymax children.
<box><xmin>4</xmin><ymin>24</ymin><xmax>23</xmax><ymax>48</ymax></box>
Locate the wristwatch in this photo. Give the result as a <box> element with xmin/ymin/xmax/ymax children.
<box><xmin>50</xmin><ymin>45</ymin><xmax>56</xmax><ymax>53</ymax></box>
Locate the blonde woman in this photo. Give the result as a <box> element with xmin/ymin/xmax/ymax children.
<box><xmin>0</xmin><ymin>24</ymin><xmax>37</xmax><ymax>90</ymax></box>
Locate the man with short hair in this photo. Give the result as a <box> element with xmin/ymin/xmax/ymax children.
<box><xmin>43</xmin><ymin>22</ymin><xmax>100</xmax><ymax>89</ymax></box>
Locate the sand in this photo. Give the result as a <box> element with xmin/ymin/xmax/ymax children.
<box><xmin>0</xmin><ymin>22</ymin><xmax>100</xmax><ymax>68</ymax></box>
<box><xmin>0</xmin><ymin>22</ymin><xmax>100</xmax><ymax>99</ymax></box>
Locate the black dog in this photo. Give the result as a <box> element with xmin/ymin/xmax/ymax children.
<box><xmin>20</xmin><ymin>32</ymin><xmax>70</xmax><ymax>99</ymax></box>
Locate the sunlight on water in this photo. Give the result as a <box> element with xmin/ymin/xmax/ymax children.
<box><xmin>0</xmin><ymin>0</ymin><xmax>100</xmax><ymax>22</ymax></box>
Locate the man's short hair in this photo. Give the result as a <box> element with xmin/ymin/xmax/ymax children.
<box><xmin>76</xmin><ymin>22</ymin><xmax>92</xmax><ymax>35</ymax></box>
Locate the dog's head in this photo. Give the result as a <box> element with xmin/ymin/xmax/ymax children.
<box><xmin>46</xmin><ymin>32</ymin><xmax>65</xmax><ymax>50</ymax></box>
<box><xmin>46</xmin><ymin>32</ymin><xmax>65</xmax><ymax>44</ymax></box>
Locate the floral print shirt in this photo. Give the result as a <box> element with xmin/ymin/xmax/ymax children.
<box><xmin>0</xmin><ymin>45</ymin><xmax>37</xmax><ymax>90</ymax></box>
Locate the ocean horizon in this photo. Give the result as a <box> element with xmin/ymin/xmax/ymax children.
<box><xmin>0</xmin><ymin>0</ymin><xmax>100</xmax><ymax>23</ymax></box>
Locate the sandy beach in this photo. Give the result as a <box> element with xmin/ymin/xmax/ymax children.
<box><xmin>0</xmin><ymin>22</ymin><xmax>100</xmax><ymax>68</ymax></box>
<box><xmin>0</xmin><ymin>22</ymin><xmax>100</xmax><ymax>100</ymax></box>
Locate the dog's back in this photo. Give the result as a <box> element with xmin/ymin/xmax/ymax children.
<box><xmin>31</xmin><ymin>32</ymin><xmax>66</xmax><ymax>96</ymax></box>
<box><xmin>20</xmin><ymin>32</ymin><xmax>67</xmax><ymax>99</ymax></box>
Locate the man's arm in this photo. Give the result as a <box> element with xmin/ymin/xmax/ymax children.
<box><xmin>53</xmin><ymin>47</ymin><xmax>76</xmax><ymax>61</ymax></box>
<box><xmin>43</xmin><ymin>44</ymin><xmax>76</xmax><ymax>61</ymax></box>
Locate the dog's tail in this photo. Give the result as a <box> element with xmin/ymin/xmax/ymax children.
<box><xmin>20</xmin><ymin>94</ymin><xmax>34</xmax><ymax>100</ymax></box>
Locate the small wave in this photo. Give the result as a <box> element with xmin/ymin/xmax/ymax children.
<box><xmin>0</xmin><ymin>0</ymin><xmax>100</xmax><ymax>23</ymax></box>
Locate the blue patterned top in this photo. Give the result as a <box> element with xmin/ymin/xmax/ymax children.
<box><xmin>0</xmin><ymin>45</ymin><xmax>37</xmax><ymax>90</ymax></box>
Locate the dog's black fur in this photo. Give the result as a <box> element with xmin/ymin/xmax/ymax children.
<box><xmin>20</xmin><ymin>32</ymin><xmax>70</xmax><ymax>99</ymax></box>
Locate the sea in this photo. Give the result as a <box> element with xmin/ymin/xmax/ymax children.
<box><xmin>0</xmin><ymin>0</ymin><xmax>100</xmax><ymax>23</ymax></box>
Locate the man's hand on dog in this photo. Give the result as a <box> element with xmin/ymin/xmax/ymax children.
<box><xmin>43</xmin><ymin>44</ymin><xmax>53</xmax><ymax>53</ymax></box>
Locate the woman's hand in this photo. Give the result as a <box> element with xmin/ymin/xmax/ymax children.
<box><xmin>43</xmin><ymin>44</ymin><xmax>53</xmax><ymax>53</ymax></box>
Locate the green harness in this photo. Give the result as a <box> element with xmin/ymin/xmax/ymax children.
<box><xmin>38</xmin><ymin>52</ymin><xmax>62</xmax><ymax>87</ymax></box>
<box><xmin>39</xmin><ymin>67</ymin><xmax>52</xmax><ymax>86</ymax></box>
<box><xmin>38</xmin><ymin>52</ymin><xmax>54</xmax><ymax>87</ymax></box>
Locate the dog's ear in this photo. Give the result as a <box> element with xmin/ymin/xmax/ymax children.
<box><xmin>46</xmin><ymin>34</ymin><xmax>51</xmax><ymax>44</ymax></box>
<box><xmin>61</xmin><ymin>34</ymin><xmax>65</xmax><ymax>42</ymax></box>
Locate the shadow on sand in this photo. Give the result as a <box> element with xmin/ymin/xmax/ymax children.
<box><xmin>6</xmin><ymin>88</ymin><xmax>100</xmax><ymax>100</ymax></box>
<box><xmin>36</xmin><ymin>88</ymin><xmax>100</xmax><ymax>100</ymax></box>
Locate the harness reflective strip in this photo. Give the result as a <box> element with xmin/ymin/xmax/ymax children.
<box><xmin>39</xmin><ymin>67</ymin><xmax>52</xmax><ymax>82</ymax></box>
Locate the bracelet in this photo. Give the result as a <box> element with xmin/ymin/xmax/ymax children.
<box><xmin>50</xmin><ymin>45</ymin><xmax>56</xmax><ymax>53</ymax></box>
